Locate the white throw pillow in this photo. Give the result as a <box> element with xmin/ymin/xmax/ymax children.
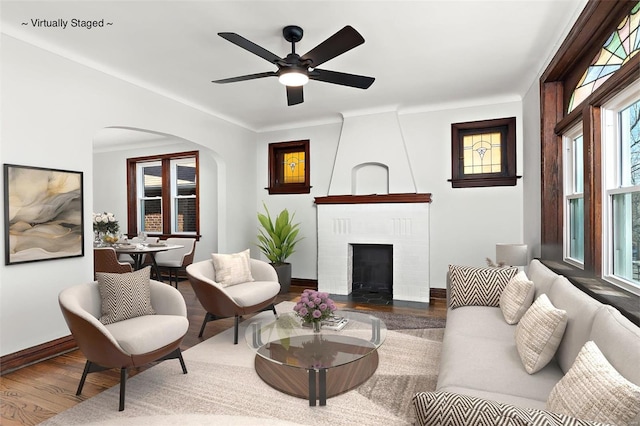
<box><xmin>211</xmin><ymin>249</ymin><xmax>254</xmax><ymax>287</ymax></box>
<box><xmin>515</xmin><ymin>293</ymin><xmax>567</xmax><ymax>374</ymax></box>
<box><xmin>448</xmin><ymin>265</ymin><xmax>518</xmax><ymax>309</ymax></box>
<box><xmin>500</xmin><ymin>270</ymin><xmax>535</xmax><ymax>324</ymax></box>
<box><xmin>97</xmin><ymin>266</ymin><xmax>156</xmax><ymax>325</ymax></box>
<box><xmin>547</xmin><ymin>341</ymin><xmax>640</xmax><ymax>425</ymax></box>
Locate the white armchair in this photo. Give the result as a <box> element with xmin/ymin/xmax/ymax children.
<box><xmin>186</xmin><ymin>257</ymin><xmax>280</xmax><ymax>344</ymax></box>
<box><xmin>58</xmin><ymin>279</ymin><xmax>189</xmax><ymax>411</ymax></box>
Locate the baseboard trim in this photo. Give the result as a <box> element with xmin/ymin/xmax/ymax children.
<box><xmin>1</xmin><ymin>335</ymin><xmax>77</xmax><ymax>375</ymax></box>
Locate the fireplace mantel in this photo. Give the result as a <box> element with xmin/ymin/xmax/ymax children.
<box><xmin>315</xmin><ymin>193</ymin><xmax>432</xmax><ymax>205</ymax></box>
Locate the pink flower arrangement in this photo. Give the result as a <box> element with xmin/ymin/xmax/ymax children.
<box><xmin>293</xmin><ymin>289</ymin><xmax>336</xmax><ymax>324</ymax></box>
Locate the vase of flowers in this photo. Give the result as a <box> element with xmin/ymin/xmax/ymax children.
<box><xmin>293</xmin><ymin>289</ymin><xmax>337</xmax><ymax>333</ymax></box>
<box><xmin>93</xmin><ymin>212</ymin><xmax>120</xmax><ymax>245</ymax></box>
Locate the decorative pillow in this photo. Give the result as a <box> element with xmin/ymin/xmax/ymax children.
<box><xmin>412</xmin><ymin>391</ymin><xmax>606</xmax><ymax>426</ymax></box>
<box><xmin>448</xmin><ymin>265</ymin><xmax>518</xmax><ymax>309</ymax></box>
<box><xmin>547</xmin><ymin>341</ymin><xmax>640</xmax><ymax>425</ymax></box>
<box><xmin>97</xmin><ymin>266</ymin><xmax>155</xmax><ymax>325</ymax></box>
<box><xmin>499</xmin><ymin>270</ymin><xmax>535</xmax><ymax>324</ymax></box>
<box><xmin>515</xmin><ymin>293</ymin><xmax>567</xmax><ymax>374</ymax></box>
<box><xmin>211</xmin><ymin>249</ymin><xmax>254</xmax><ymax>287</ymax></box>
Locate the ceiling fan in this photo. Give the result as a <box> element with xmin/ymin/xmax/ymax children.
<box><xmin>212</xmin><ymin>25</ymin><xmax>375</xmax><ymax>106</ymax></box>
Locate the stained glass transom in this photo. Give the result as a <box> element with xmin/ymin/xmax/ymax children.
<box><xmin>463</xmin><ymin>132</ymin><xmax>503</xmax><ymax>174</ymax></box>
<box><xmin>283</xmin><ymin>151</ymin><xmax>305</xmax><ymax>183</ymax></box>
<box><xmin>568</xmin><ymin>2</ymin><xmax>640</xmax><ymax>113</ymax></box>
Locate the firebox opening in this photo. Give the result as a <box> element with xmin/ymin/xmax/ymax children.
<box><xmin>351</xmin><ymin>244</ymin><xmax>393</xmax><ymax>301</ymax></box>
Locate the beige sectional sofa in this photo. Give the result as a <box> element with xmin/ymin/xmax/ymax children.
<box><xmin>414</xmin><ymin>259</ymin><xmax>640</xmax><ymax>425</ymax></box>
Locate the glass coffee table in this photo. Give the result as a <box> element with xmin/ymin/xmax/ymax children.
<box><xmin>245</xmin><ymin>311</ymin><xmax>386</xmax><ymax>406</ymax></box>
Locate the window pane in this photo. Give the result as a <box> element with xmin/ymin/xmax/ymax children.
<box><xmin>569</xmin><ymin>197</ymin><xmax>584</xmax><ymax>262</ymax></box>
<box><xmin>620</xmin><ymin>99</ymin><xmax>640</xmax><ymax>186</ymax></box>
<box><xmin>612</xmin><ymin>192</ymin><xmax>640</xmax><ymax>284</ymax></box>
<box><xmin>462</xmin><ymin>132</ymin><xmax>502</xmax><ymax>174</ymax></box>
<box><xmin>282</xmin><ymin>151</ymin><xmax>305</xmax><ymax>183</ymax></box>
<box><xmin>176</xmin><ymin>162</ymin><xmax>196</xmax><ymax>196</ymax></box>
<box><xmin>141</xmin><ymin>199</ymin><xmax>162</xmax><ymax>232</ymax></box>
<box><xmin>142</xmin><ymin>165</ymin><xmax>162</xmax><ymax>197</ymax></box>
<box><xmin>174</xmin><ymin>198</ymin><xmax>196</xmax><ymax>232</ymax></box>
<box><xmin>573</xmin><ymin>135</ymin><xmax>584</xmax><ymax>193</ymax></box>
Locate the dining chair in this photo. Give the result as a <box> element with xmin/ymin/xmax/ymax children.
<box><xmin>94</xmin><ymin>247</ymin><xmax>133</xmax><ymax>279</ymax></box>
<box><xmin>154</xmin><ymin>238</ymin><xmax>196</xmax><ymax>288</ymax></box>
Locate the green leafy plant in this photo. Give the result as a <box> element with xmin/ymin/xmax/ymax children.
<box><xmin>257</xmin><ymin>203</ymin><xmax>302</xmax><ymax>265</ymax></box>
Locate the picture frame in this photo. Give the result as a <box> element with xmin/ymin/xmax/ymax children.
<box><xmin>4</xmin><ymin>164</ymin><xmax>84</xmax><ymax>265</ymax></box>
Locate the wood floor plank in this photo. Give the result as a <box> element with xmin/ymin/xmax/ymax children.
<box><xmin>0</xmin><ymin>281</ymin><xmax>446</xmax><ymax>425</ymax></box>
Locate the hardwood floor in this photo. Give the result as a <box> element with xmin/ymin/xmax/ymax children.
<box><xmin>0</xmin><ymin>282</ymin><xmax>447</xmax><ymax>426</ymax></box>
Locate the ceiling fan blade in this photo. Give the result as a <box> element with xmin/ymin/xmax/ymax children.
<box><xmin>212</xmin><ymin>71</ymin><xmax>277</xmax><ymax>84</ymax></box>
<box><xmin>301</xmin><ymin>26</ymin><xmax>365</xmax><ymax>68</ymax></box>
<box><xmin>310</xmin><ymin>69</ymin><xmax>375</xmax><ymax>89</ymax></box>
<box><xmin>286</xmin><ymin>86</ymin><xmax>304</xmax><ymax>106</ymax></box>
<box><xmin>218</xmin><ymin>32</ymin><xmax>282</xmax><ymax>64</ymax></box>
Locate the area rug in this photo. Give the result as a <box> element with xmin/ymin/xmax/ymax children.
<box><xmin>42</xmin><ymin>302</ymin><xmax>444</xmax><ymax>426</ymax></box>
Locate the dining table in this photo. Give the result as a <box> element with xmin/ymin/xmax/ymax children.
<box><xmin>113</xmin><ymin>242</ymin><xmax>183</xmax><ymax>282</ymax></box>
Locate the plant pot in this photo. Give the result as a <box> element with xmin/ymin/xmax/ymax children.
<box><xmin>272</xmin><ymin>262</ymin><xmax>291</xmax><ymax>294</ymax></box>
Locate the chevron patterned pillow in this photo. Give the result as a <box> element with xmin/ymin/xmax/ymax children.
<box><xmin>547</xmin><ymin>341</ymin><xmax>640</xmax><ymax>425</ymax></box>
<box><xmin>412</xmin><ymin>391</ymin><xmax>607</xmax><ymax>426</ymax></box>
<box><xmin>448</xmin><ymin>265</ymin><xmax>518</xmax><ymax>309</ymax></box>
<box><xmin>97</xmin><ymin>266</ymin><xmax>156</xmax><ymax>325</ymax></box>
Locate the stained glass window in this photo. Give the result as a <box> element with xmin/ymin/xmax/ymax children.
<box><xmin>268</xmin><ymin>140</ymin><xmax>311</xmax><ymax>194</ymax></box>
<box><xmin>568</xmin><ymin>2</ymin><xmax>640</xmax><ymax>113</ymax></box>
<box><xmin>283</xmin><ymin>151</ymin><xmax>305</xmax><ymax>183</ymax></box>
<box><xmin>462</xmin><ymin>132</ymin><xmax>503</xmax><ymax>174</ymax></box>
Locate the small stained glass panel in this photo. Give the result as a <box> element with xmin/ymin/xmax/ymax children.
<box><xmin>462</xmin><ymin>132</ymin><xmax>503</xmax><ymax>175</ymax></box>
<box><xmin>282</xmin><ymin>151</ymin><xmax>305</xmax><ymax>183</ymax></box>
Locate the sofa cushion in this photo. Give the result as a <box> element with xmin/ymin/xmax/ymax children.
<box><xmin>211</xmin><ymin>249</ymin><xmax>254</xmax><ymax>287</ymax></box>
<box><xmin>437</xmin><ymin>326</ymin><xmax>563</xmax><ymax>402</ymax></box>
<box><xmin>97</xmin><ymin>266</ymin><xmax>156</xmax><ymax>325</ymax></box>
<box><xmin>547</xmin><ymin>276</ymin><xmax>602</xmax><ymax>373</ymax></box>
<box><xmin>547</xmin><ymin>341</ymin><xmax>640</xmax><ymax>425</ymax></box>
<box><xmin>448</xmin><ymin>265</ymin><xmax>518</xmax><ymax>309</ymax></box>
<box><xmin>515</xmin><ymin>294</ymin><xmax>567</xmax><ymax>374</ymax></box>
<box><xmin>412</xmin><ymin>391</ymin><xmax>606</xmax><ymax>426</ymax></box>
<box><xmin>500</xmin><ymin>270</ymin><xmax>535</xmax><ymax>324</ymax></box>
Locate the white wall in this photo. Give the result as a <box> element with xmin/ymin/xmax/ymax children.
<box><xmin>522</xmin><ymin>81</ymin><xmax>543</xmax><ymax>260</ymax></box>
<box><xmin>0</xmin><ymin>35</ymin><xmax>257</xmax><ymax>356</ymax></box>
<box><xmin>256</xmin><ymin>100</ymin><xmax>525</xmax><ymax>289</ymax></box>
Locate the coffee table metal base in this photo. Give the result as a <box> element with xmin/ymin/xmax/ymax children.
<box><xmin>254</xmin><ymin>350</ymin><xmax>379</xmax><ymax>406</ymax></box>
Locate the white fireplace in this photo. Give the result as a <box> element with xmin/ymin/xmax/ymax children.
<box><xmin>316</xmin><ymin>195</ymin><xmax>431</xmax><ymax>303</ymax></box>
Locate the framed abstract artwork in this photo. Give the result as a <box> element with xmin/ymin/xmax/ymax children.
<box><xmin>3</xmin><ymin>164</ymin><xmax>84</xmax><ymax>265</ymax></box>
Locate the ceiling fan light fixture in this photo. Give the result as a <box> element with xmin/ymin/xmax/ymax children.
<box><xmin>278</xmin><ymin>69</ymin><xmax>309</xmax><ymax>87</ymax></box>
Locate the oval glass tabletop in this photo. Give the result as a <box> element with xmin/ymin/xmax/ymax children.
<box><xmin>245</xmin><ymin>311</ymin><xmax>386</xmax><ymax>370</ymax></box>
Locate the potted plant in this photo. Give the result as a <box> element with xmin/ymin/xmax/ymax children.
<box><xmin>257</xmin><ymin>203</ymin><xmax>303</xmax><ymax>294</ymax></box>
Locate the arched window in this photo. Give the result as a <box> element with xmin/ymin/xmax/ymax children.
<box><xmin>568</xmin><ymin>2</ymin><xmax>640</xmax><ymax>113</ymax></box>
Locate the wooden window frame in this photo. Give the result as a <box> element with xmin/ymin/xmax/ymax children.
<box><xmin>126</xmin><ymin>150</ymin><xmax>200</xmax><ymax>240</ymax></box>
<box><xmin>267</xmin><ymin>140</ymin><xmax>311</xmax><ymax>194</ymax></box>
<box><xmin>449</xmin><ymin>117</ymin><xmax>518</xmax><ymax>188</ymax></box>
<box><xmin>540</xmin><ymin>0</ymin><xmax>639</xmax><ymax>323</ymax></box>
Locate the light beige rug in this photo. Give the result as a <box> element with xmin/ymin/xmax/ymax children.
<box><xmin>42</xmin><ymin>302</ymin><xmax>444</xmax><ymax>426</ymax></box>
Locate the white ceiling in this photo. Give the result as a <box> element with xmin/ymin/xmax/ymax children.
<box><xmin>2</xmin><ymin>0</ymin><xmax>586</xmax><ymax>132</ymax></box>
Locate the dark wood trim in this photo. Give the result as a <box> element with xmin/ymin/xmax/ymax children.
<box><xmin>583</xmin><ymin>105</ymin><xmax>602</xmax><ymax>275</ymax></box>
<box><xmin>126</xmin><ymin>150</ymin><xmax>200</xmax><ymax>238</ymax></box>
<box><xmin>1</xmin><ymin>335</ymin><xmax>76</xmax><ymax>375</ymax></box>
<box><xmin>449</xmin><ymin>117</ymin><xmax>518</xmax><ymax>188</ymax></box>
<box><xmin>315</xmin><ymin>193</ymin><xmax>431</xmax><ymax>205</ymax></box>
<box><xmin>430</xmin><ymin>288</ymin><xmax>446</xmax><ymax>300</ymax></box>
<box><xmin>267</xmin><ymin>140</ymin><xmax>311</xmax><ymax>195</ymax></box>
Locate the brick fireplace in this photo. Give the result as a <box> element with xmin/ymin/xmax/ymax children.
<box><xmin>315</xmin><ymin>194</ymin><xmax>431</xmax><ymax>303</ymax></box>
